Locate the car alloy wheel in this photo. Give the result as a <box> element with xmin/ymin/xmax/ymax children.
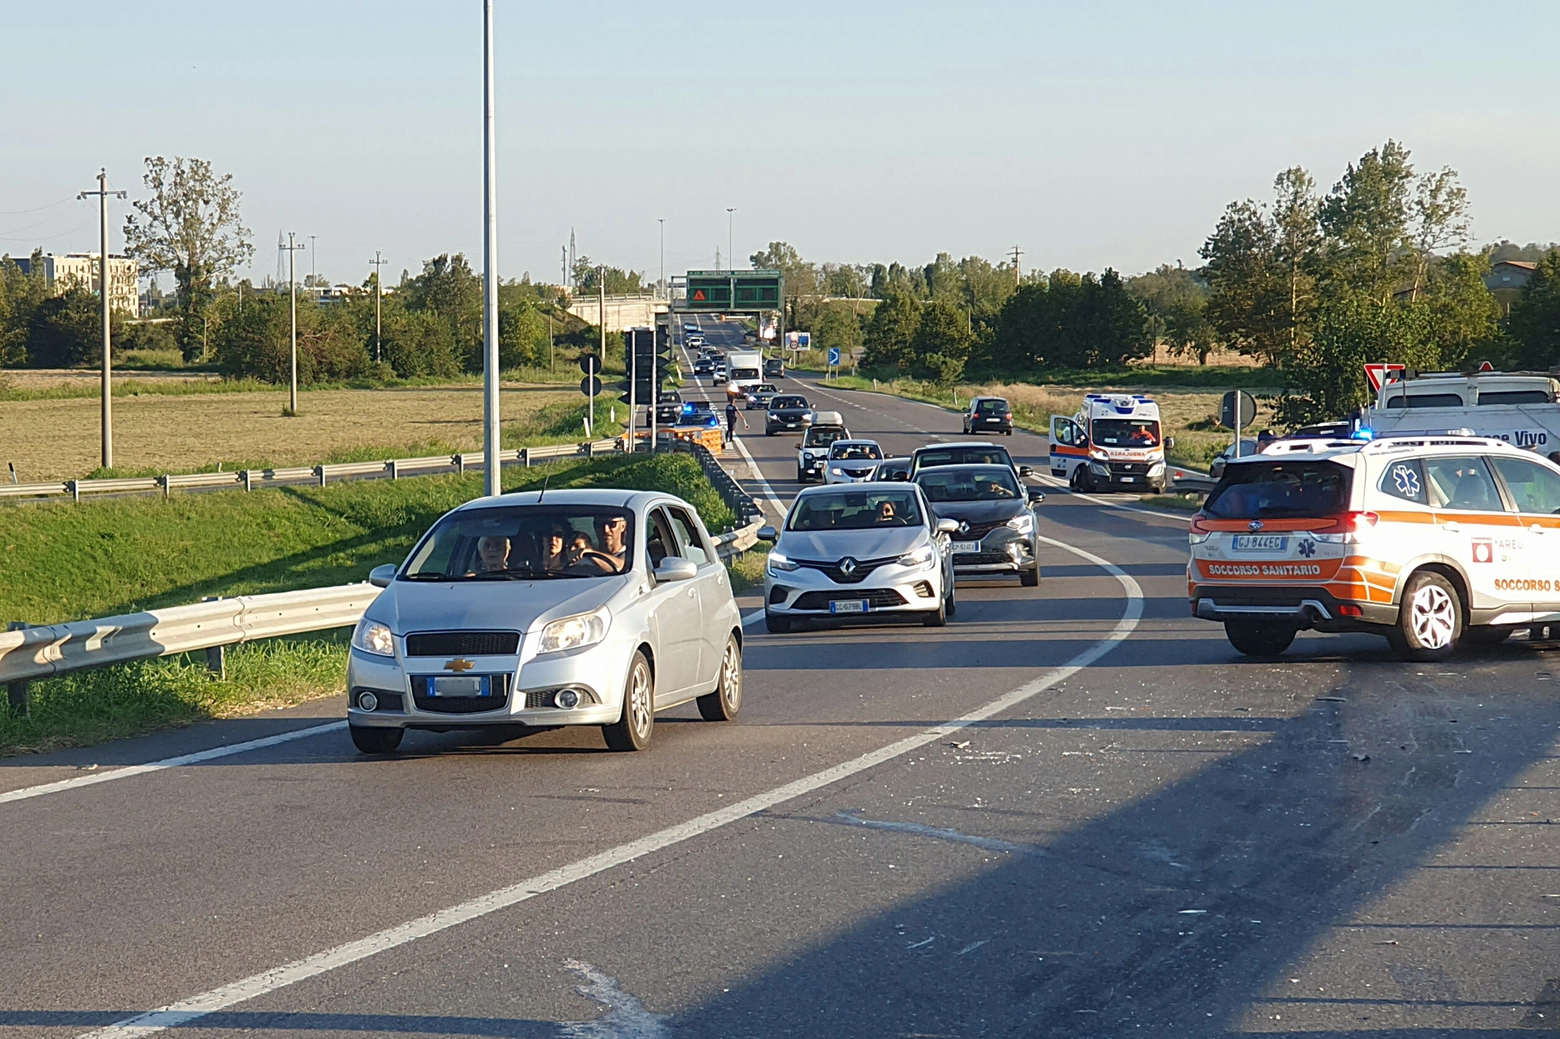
<box><xmin>1410</xmin><ymin>583</ymin><xmax>1455</xmax><ymax>648</ymax></box>
<box><xmin>603</xmin><ymin>650</ymin><xmax>655</xmax><ymax>751</ymax></box>
<box><xmin>1389</xmin><ymin>570</ymin><xmax>1461</xmax><ymax>661</ymax></box>
<box><xmin>698</xmin><ymin>636</ymin><xmax>743</xmax><ymax>721</ymax></box>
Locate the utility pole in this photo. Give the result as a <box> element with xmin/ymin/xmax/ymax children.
<box><xmin>369</xmin><ymin>251</ymin><xmax>387</xmax><ymax>362</ymax></box>
<box><xmin>283</xmin><ymin>233</ymin><xmax>306</xmax><ymax>414</ymax></box>
<box><xmin>481</xmin><ymin>0</ymin><xmax>501</xmax><ymax>497</ymax></box>
<box><xmin>726</xmin><ymin>208</ymin><xmax>736</xmax><ymax>272</ymax></box>
<box><xmin>78</xmin><ymin>169</ymin><xmax>126</xmax><ymax>471</ymax></box>
<box><xmin>309</xmin><ymin>234</ymin><xmax>317</xmax><ymax>284</ymax></box>
<box><xmin>658</xmin><ymin>218</ymin><xmax>665</xmax><ymax>298</ymax></box>
<box><xmin>1010</xmin><ymin>245</ymin><xmax>1023</xmax><ymax>286</ymax></box>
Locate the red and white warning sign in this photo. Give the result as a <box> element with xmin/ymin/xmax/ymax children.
<box><xmin>1363</xmin><ymin>363</ymin><xmax>1406</xmax><ymax>393</ymax></box>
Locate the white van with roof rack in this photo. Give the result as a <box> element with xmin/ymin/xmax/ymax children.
<box><xmin>1363</xmin><ymin>369</ymin><xmax>1560</xmax><ymax>455</ymax></box>
<box><xmin>1189</xmin><ymin>431</ymin><xmax>1560</xmax><ymax>661</ymax></box>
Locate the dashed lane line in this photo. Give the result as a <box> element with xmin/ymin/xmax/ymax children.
<box><xmin>74</xmin><ymin>534</ymin><xmax>1143</xmax><ymax>1039</ymax></box>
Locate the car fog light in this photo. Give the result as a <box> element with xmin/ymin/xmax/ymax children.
<box><xmin>555</xmin><ymin>688</ymin><xmax>582</xmax><ymax>709</ymax></box>
<box><xmin>357</xmin><ymin>691</ymin><xmax>379</xmax><ymax>711</ymax></box>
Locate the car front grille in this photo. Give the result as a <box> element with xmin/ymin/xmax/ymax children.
<box><xmin>950</xmin><ymin>520</ymin><xmax>1007</xmax><ymax>540</ymax></box>
<box><xmin>411</xmin><ymin>674</ymin><xmax>512</xmax><ymax>714</ymax></box>
<box><xmin>839</xmin><ymin>467</ymin><xmax>874</xmax><ymax>478</ymax></box>
<box><xmin>405</xmin><ymin>630</ymin><xmax>520</xmax><ymax>657</ymax></box>
<box><xmin>1108</xmin><ymin>463</ymin><xmax>1150</xmax><ymax>476</ymax></box>
<box><xmin>956</xmin><ymin>551</ymin><xmax>1016</xmax><ymax>566</ymax></box>
<box><xmin>793</xmin><ymin>555</ymin><xmax>899</xmax><ymax>584</ymax></box>
<box><xmin>524</xmin><ymin>689</ymin><xmax>554</xmax><ymax>709</ymax></box>
<box><xmin>793</xmin><ymin>588</ymin><xmax>908</xmax><ymax>611</ymax></box>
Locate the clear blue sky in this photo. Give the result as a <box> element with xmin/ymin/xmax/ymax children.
<box><xmin>4</xmin><ymin>1</ymin><xmax>1557</xmax><ymax>287</ymax></box>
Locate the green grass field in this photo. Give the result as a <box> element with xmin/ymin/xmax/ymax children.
<box><xmin>0</xmin><ymin>451</ymin><xmax>735</xmax><ymax>756</ymax></box>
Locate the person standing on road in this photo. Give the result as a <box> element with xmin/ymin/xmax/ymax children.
<box><xmin>724</xmin><ymin>400</ymin><xmax>747</xmax><ymax>445</ymax></box>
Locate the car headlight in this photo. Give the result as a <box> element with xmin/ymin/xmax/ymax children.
<box><xmin>537</xmin><ymin>607</ymin><xmax>610</xmax><ymax>655</ymax></box>
<box><xmin>1006</xmin><ymin>512</ymin><xmax>1035</xmax><ymax>534</ymax></box>
<box><xmin>352</xmin><ymin>619</ymin><xmax>395</xmax><ymax>656</ymax></box>
<box><xmin>830</xmin><ymin>467</ymin><xmax>843</xmax><ymax>475</ymax></box>
<box><xmin>1089</xmin><ymin>461</ymin><xmax>1110</xmax><ymax>475</ymax></box>
<box><xmin>768</xmin><ymin>551</ymin><xmax>799</xmax><ymax>572</ymax></box>
<box><xmin>897</xmin><ymin>544</ymin><xmax>936</xmax><ymax>569</ymax></box>
<box><xmin>1149</xmin><ymin>462</ymin><xmax>1165</xmax><ymax>474</ymax></box>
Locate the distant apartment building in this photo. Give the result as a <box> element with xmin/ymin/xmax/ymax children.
<box><xmin>13</xmin><ymin>252</ymin><xmax>140</xmax><ymax>316</ymax></box>
<box><xmin>1484</xmin><ymin>260</ymin><xmax>1539</xmax><ymax>310</ymax></box>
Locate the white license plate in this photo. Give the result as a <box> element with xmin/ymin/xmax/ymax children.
<box><xmin>829</xmin><ymin>600</ymin><xmax>869</xmax><ymax>614</ymax></box>
<box><xmin>1230</xmin><ymin>535</ymin><xmax>1288</xmax><ymax>551</ymax></box>
<box><xmin>429</xmin><ymin>675</ymin><xmax>491</xmax><ymax>697</ymax></box>
<box><xmin>952</xmin><ymin>540</ymin><xmax>982</xmax><ymax>554</ymax></box>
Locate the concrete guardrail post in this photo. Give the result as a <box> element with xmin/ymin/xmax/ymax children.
<box><xmin>5</xmin><ymin>622</ymin><xmax>29</xmax><ymax>716</ymax></box>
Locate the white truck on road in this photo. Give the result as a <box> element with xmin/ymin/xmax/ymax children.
<box><xmin>1362</xmin><ymin>370</ymin><xmax>1560</xmax><ymax>456</ymax></box>
<box><xmin>725</xmin><ymin>350</ymin><xmax>764</xmax><ymax>400</ymax></box>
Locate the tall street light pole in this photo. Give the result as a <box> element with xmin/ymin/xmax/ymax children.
<box><xmin>726</xmin><ymin>208</ymin><xmax>735</xmax><ymax>272</ymax></box>
<box><xmin>283</xmin><ymin>233</ymin><xmax>306</xmax><ymax>414</ymax></box>
<box><xmin>78</xmin><ymin>169</ymin><xmax>125</xmax><ymax>471</ymax></box>
<box><xmin>369</xmin><ymin>251</ymin><xmax>387</xmax><ymax>362</ymax></box>
<box><xmin>481</xmin><ymin>0</ymin><xmax>502</xmax><ymax>498</ymax></box>
<box><xmin>658</xmin><ymin>218</ymin><xmax>665</xmax><ymax>298</ymax></box>
<box><xmin>309</xmin><ymin>235</ymin><xmax>317</xmax><ymax>283</ymax></box>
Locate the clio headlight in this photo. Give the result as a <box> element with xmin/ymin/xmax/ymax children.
<box><xmin>897</xmin><ymin>544</ymin><xmax>936</xmax><ymax>569</ymax></box>
<box><xmin>1006</xmin><ymin>512</ymin><xmax>1035</xmax><ymax>534</ymax></box>
<box><xmin>768</xmin><ymin>551</ymin><xmax>800</xmax><ymax>573</ymax></box>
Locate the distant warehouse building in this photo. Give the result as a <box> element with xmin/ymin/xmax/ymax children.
<box><xmin>13</xmin><ymin>252</ymin><xmax>140</xmax><ymax>316</ymax></box>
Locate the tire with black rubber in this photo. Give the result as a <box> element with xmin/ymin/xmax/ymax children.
<box><xmin>603</xmin><ymin>650</ymin><xmax>655</xmax><ymax>751</ymax></box>
<box><xmin>350</xmin><ymin>725</ymin><xmax>403</xmax><ymax>754</ymax></box>
<box><xmin>945</xmin><ymin>575</ymin><xmax>957</xmax><ymax>618</ymax></box>
<box><xmin>1224</xmin><ymin>621</ymin><xmax>1297</xmax><ymax>657</ymax></box>
<box><xmin>1388</xmin><ymin>570</ymin><xmax>1462</xmax><ymax>661</ymax></box>
<box><xmin>923</xmin><ymin>596</ymin><xmax>948</xmax><ymax>627</ymax></box>
<box><xmin>764</xmin><ymin>610</ymin><xmax>791</xmax><ymax>634</ymax></box>
<box><xmin>697</xmin><ymin>634</ymin><xmax>743</xmax><ymax>721</ymax></box>
<box><xmin>1020</xmin><ymin>566</ymin><xmax>1039</xmax><ymax>587</ymax></box>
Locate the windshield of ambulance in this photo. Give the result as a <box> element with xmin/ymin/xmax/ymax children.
<box><xmin>1092</xmin><ymin>418</ymin><xmax>1161</xmax><ymax>447</ymax></box>
<box><xmin>1203</xmin><ymin>461</ymin><xmax>1350</xmax><ymax>519</ymax></box>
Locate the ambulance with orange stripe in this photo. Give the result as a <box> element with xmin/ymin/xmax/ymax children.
<box><xmin>1050</xmin><ymin>394</ymin><xmax>1168</xmax><ymax>494</ymax></box>
<box><xmin>1188</xmin><ymin>431</ymin><xmax>1560</xmax><ymax>661</ymax></box>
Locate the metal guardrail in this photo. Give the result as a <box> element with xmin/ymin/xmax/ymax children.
<box><xmin>1</xmin><ymin>584</ymin><xmax>380</xmax><ymax>714</ymax></box>
<box><xmin>671</xmin><ymin>439</ymin><xmax>763</xmax><ymax>525</ymax></box>
<box><xmin>0</xmin><ymin>440</ymin><xmax>626</xmax><ymax>503</ymax></box>
<box><xmin>1167</xmin><ymin>464</ymin><xmax>1217</xmax><ymax>494</ymax></box>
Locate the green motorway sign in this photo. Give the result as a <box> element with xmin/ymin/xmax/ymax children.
<box><xmin>683</xmin><ymin>269</ymin><xmax>783</xmax><ymax>312</ymax></box>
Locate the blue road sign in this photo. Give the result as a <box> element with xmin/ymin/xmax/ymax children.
<box><xmin>798</xmin><ymin>332</ymin><xmax>811</xmax><ymax>349</ymax></box>
<box><xmin>827</xmin><ymin>347</ymin><xmax>841</xmax><ymax>366</ymax></box>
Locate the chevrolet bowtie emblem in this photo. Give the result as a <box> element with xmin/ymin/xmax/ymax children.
<box><xmin>443</xmin><ymin>658</ymin><xmax>476</xmax><ymax>672</ymax></box>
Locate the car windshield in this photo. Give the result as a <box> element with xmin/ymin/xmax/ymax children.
<box><xmin>755</xmin><ymin>384</ymin><xmax>776</xmax><ymax>393</ymax></box>
<box><xmin>917</xmin><ymin>466</ymin><xmax>1020</xmax><ymax>502</ymax></box>
<box><xmin>787</xmin><ymin>490</ymin><xmax>924</xmax><ymax>530</ymax></box>
<box><xmin>1204</xmin><ymin>461</ymin><xmax>1351</xmax><ymax>519</ymax></box>
<box><xmin>1092</xmin><ymin>418</ymin><xmax>1161</xmax><ymax>447</ymax></box>
<box><xmin>830</xmin><ymin>443</ymin><xmax>882</xmax><ymax>460</ymax></box>
<box><xmin>805</xmin><ymin>428</ymin><xmax>848</xmax><ymax>448</ymax></box>
<box><xmin>402</xmin><ymin>505</ymin><xmax>636</xmax><ymax>580</ymax></box>
<box><xmin>915</xmin><ymin>446</ymin><xmax>1012</xmax><ymax>469</ymax></box>
<box><xmin>772</xmin><ymin>396</ymin><xmax>808</xmax><ymax>409</ymax></box>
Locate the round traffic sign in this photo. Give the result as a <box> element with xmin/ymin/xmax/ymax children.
<box><xmin>578</xmin><ymin>353</ymin><xmax>601</xmax><ymax>375</ymax></box>
<box><xmin>580</xmin><ymin>375</ymin><xmax>603</xmax><ymax>397</ymax></box>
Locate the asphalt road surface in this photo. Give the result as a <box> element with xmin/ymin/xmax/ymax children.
<box><xmin>2</xmin><ymin>318</ymin><xmax>1555</xmax><ymax>1038</ymax></box>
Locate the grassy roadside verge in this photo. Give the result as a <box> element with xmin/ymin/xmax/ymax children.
<box><xmin>0</xmin><ymin>451</ymin><xmax>734</xmax><ymax>756</ymax></box>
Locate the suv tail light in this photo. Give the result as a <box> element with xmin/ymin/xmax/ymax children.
<box><xmin>1313</xmin><ymin>511</ymin><xmax>1378</xmax><ymax>543</ymax></box>
<box><xmin>1188</xmin><ymin>513</ymin><xmax>1212</xmax><ymax>544</ymax></box>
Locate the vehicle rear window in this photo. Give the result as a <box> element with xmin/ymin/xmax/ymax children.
<box><xmin>916</xmin><ymin>447</ymin><xmax>1013</xmax><ymax>469</ymax></box>
<box><xmin>1384</xmin><ymin>392</ymin><xmax>1465</xmax><ymax>409</ymax></box>
<box><xmin>976</xmin><ymin>399</ymin><xmax>1009</xmax><ymax>413</ymax></box>
<box><xmin>1204</xmin><ymin>461</ymin><xmax>1351</xmax><ymax>520</ymax></box>
<box><xmin>1478</xmin><ymin>390</ymin><xmax>1552</xmax><ymax>405</ymax></box>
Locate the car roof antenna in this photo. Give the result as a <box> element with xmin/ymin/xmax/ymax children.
<box><xmin>537</xmin><ymin>473</ymin><xmax>550</xmax><ymax>503</ymax></box>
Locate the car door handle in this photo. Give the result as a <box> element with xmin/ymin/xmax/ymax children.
<box><xmin>1441</xmin><ymin>521</ymin><xmax>1461</xmax><ymax>532</ymax></box>
<box><xmin>1532</xmin><ymin>524</ymin><xmax>1546</xmax><ymax>534</ymax></box>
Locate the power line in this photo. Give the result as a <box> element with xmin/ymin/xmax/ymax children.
<box><xmin>0</xmin><ymin>197</ymin><xmax>76</xmax><ymax>216</ymax></box>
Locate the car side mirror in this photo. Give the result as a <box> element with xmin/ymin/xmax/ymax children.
<box><xmin>1018</xmin><ymin>465</ymin><xmax>1034</xmax><ymax>477</ymax></box>
<box><xmin>757</xmin><ymin>525</ymin><xmax>778</xmax><ymax>542</ymax></box>
<box><xmin>654</xmin><ymin>557</ymin><xmax>698</xmax><ymax>583</ymax></box>
<box><xmin>935</xmin><ymin>518</ymin><xmax>961</xmax><ymax>535</ymax></box>
<box><xmin>1164</xmin><ymin>436</ymin><xmax>1176</xmax><ymax>449</ymax></box>
<box><xmin>1027</xmin><ymin>488</ymin><xmax>1047</xmax><ymax>504</ymax></box>
<box><xmin>368</xmin><ymin>564</ymin><xmax>397</xmax><ymax>588</ymax></box>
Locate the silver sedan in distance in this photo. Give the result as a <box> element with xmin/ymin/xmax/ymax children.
<box><xmin>347</xmin><ymin>489</ymin><xmax>744</xmax><ymax>754</ymax></box>
<box><xmin>758</xmin><ymin>483</ymin><xmax>958</xmax><ymax>632</ymax></box>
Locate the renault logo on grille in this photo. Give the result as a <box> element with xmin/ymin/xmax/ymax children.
<box><xmin>837</xmin><ymin>557</ymin><xmax>858</xmax><ymax>576</ymax></box>
<box><xmin>958</xmin><ymin>521</ymin><xmax>970</xmax><ymax>535</ymax></box>
<box><xmin>1248</xmin><ymin>520</ymin><xmax>1264</xmax><ymax>532</ymax></box>
<box><xmin>443</xmin><ymin>658</ymin><xmax>476</xmax><ymax>672</ymax></box>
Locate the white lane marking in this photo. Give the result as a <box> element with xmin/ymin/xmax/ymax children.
<box><xmin>729</xmin><ymin>435</ymin><xmax>787</xmax><ymax>518</ymax></box>
<box><xmin>0</xmin><ymin>722</ymin><xmax>347</xmax><ymax>807</ymax></box>
<box><xmin>741</xmin><ymin>608</ymin><xmax>764</xmax><ymax>629</ymax></box>
<box><xmin>562</xmin><ymin>959</ymin><xmax>669</xmax><ymax>1039</ymax></box>
<box><xmin>75</xmin><ymin>534</ymin><xmax>1142</xmax><ymax>1039</ymax></box>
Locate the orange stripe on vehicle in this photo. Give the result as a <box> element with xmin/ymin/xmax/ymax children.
<box><xmin>1050</xmin><ymin>445</ymin><xmax>1090</xmax><ymax>458</ymax></box>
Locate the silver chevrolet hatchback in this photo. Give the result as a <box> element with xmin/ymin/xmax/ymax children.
<box><xmin>347</xmin><ymin>489</ymin><xmax>744</xmax><ymax>753</ymax></box>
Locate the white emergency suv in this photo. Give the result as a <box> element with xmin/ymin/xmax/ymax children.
<box><xmin>1189</xmin><ymin>431</ymin><xmax>1560</xmax><ymax>661</ymax></box>
<box><xmin>1363</xmin><ymin>369</ymin><xmax>1560</xmax><ymax>455</ymax></box>
<box><xmin>1050</xmin><ymin>394</ymin><xmax>1168</xmax><ymax>493</ymax></box>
